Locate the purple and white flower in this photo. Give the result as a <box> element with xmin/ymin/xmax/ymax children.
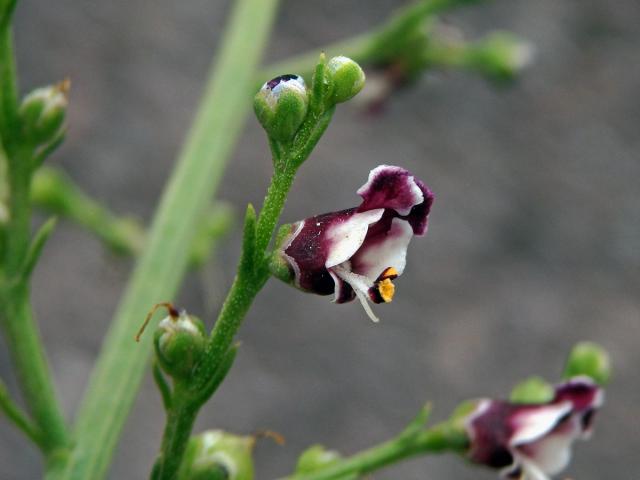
<box><xmin>272</xmin><ymin>165</ymin><xmax>434</xmax><ymax>322</ymax></box>
<box><xmin>465</xmin><ymin>376</ymin><xmax>604</xmax><ymax>480</ymax></box>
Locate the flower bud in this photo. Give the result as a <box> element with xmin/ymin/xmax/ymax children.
<box><xmin>254</xmin><ymin>74</ymin><xmax>308</xmax><ymax>142</ymax></box>
<box><xmin>326</xmin><ymin>56</ymin><xmax>365</xmax><ymax>104</ymax></box>
<box><xmin>295</xmin><ymin>445</ymin><xmax>341</xmax><ymax>474</ymax></box>
<box><xmin>509</xmin><ymin>376</ymin><xmax>554</xmax><ymax>404</ymax></box>
<box><xmin>19</xmin><ymin>80</ymin><xmax>69</xmax><ymax>145</ymax></box>
<box><xmin>178</xmin><ymin>430</ymin><xmax>254</xmax><ymax>480</ymax></box>
<box><xmin>153</xmin><ymin>306</ymin><xmax>206</xmax><ymax>380</ymax></box>
<box><xmin>563</xmin><ymin>341</ymin><xmax>611</xmax><ymax>385</ymax></box>
<box><xmin>470</xmin><ymin>32</ymin><xmax>534</xmax><ymax>83</ymax></box>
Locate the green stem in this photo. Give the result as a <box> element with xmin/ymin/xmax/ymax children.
<box><xmin>31</xmin><ymin>167</ymin><xmax>146</xmax><ymax>256</ymax></box>
<box><xmin>0</xmin><ymin>377</ymin><xmax>45</xmax><ymax>448</ymax></box>
<box><xmin>0</xmin><ymin>28</ymin><xmax>71</xmax><ymax>457</ymax></box>
<box><xmin>152</xmin><ymin>169</ymin><xmax>295</xmax><ymax>476</ymax></box>
<box><xmin>151</xmin><ymin>384</ymin><xmax>199</xmax><ymax>480</ymax></box>
<box><xmin>57</xmin><ymin>1</ymin><xmax>280</xmax><ymax>478</ymax></box>
<box><xmin>254</xmin><ymin>169</ymin><xmax>295</xmax><ymax>260</ymax></box>
<box><xmin>0</xmin><ymin>283</ymin><xmax>70</xmax><ymax>455</ymax></box>
<box><xmin>255</xmin><ymin>0</ymin><xmax>472</xmax><ymax>88</ymax></box>
<box><xmin>284</xmin><ymin>423</ymin><xmax>468</xmax><ymax>480</ymax></box>
<box><xmin>0</xmin><ymin>17</ymin><xmax>19</xmax><ymax>141</ymax></box>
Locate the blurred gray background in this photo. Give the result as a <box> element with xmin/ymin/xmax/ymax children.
<box><xmin>1</xmin><ymin>0</ymin><xmax>639</xmax><ymax>478</ymax></box>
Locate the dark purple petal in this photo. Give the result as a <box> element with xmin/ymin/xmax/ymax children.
<box><xmin>406</xmin><ymin>177</ymin><xmax>434</xmax><ymax>236</ymax></box>
<box><xmin>284</xmin><ymin>209</ymin><xmax>357</xmax><ymax>295</ymax></box>
<box><xmin>356</xmin><ymin>165</ymin><xmax>434</xmax><ymax>235</ymax></box>
<box><xmin>467</xmin><ymin>401</ymin><xmax>518</xmax><ymax>469</ymax></box>
<box><xmin>553</xmin><ymin>377</ymin><xmax>602</xmax><ymax>412</ymax></box>
<box><xmin>356</xmin><ymin>166</ymin><xmax>423</xmax><ymax>215</ymax></box>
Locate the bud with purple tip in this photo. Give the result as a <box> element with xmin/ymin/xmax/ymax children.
<box><xmin>254</xmin><ymin>74</ymin><xmax>308</xmax><ymax>142</ymax></box>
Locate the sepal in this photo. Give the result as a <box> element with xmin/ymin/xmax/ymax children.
<box><xmin>178</xmin><ymin>430</ymin><xmax>255</xmax><ymax>480</ymax></box>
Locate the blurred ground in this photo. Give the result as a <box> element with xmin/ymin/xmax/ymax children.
<box><xmin>1</xmin><ymin>0</ymin><xmax>639</xmax><ymax>478</ymax></box>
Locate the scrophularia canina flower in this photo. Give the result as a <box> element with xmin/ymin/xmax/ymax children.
<box><xmin>464</xmin><ymin>376</ymin><xmax>604</xmax><ymax>480</ymax></box>
<box><xmin>271</xmin><ymin>165</ymin><xmax>434</xmax><ymax>322</ymax></box>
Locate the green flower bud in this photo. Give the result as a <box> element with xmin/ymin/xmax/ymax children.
<box><xmin>326</xmin><ymin>56</ymin><xmax>365</xmax><ymax>104</ymax></box>
<box><xmin>178</xmin><ymin>430</ymin><xmax>255</xmax><ymax>480</ymax></box>
<box><xmin>470</xmin><ymin>32</ymin><xmax>534</xmax><ymax>83</ymax></box>
<box><xmin>151</xmin><ymin>304</ymin><xmax>206</xmax><ymax>380</ymax></box>
<box><xmin>295</xmin><ymin>445</ymin><xmax>341</xmax><ymax>474</ymax></box>
<box><xmin>509</xmin><ymin>376</ymin><xmax>554</xmax><ymax>404</ymax></box>
<box><xmin>254</xmin><ymin>74</ymin><xmax>308</xmax><ymax>142</ymax></box>
<box><xmin>563</xmin><ymin>341</ymin><xmax>611</xmax><ymax>385</ymax></box>
<box><xmin>19</xmin><ymin>79</ymin><xmax>69</xmax><ymax>145</ymax></box>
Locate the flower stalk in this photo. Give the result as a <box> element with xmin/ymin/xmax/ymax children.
<box><xmin>256</xmin><ymin>0</ymin><xmax>530</xmax><ymax>94</ymax></box>
<box><xmin>0</xmin><ymin>3</ymin><xmax>71</xmax><ymax>462</ymax></box>
<box><xmin>150</xmin><ymin>54</ymin><xmax>347</xmax><ymax>480</ymax></box>
<box><xmin>284</xmin><ymin>409</ymin><xmax>469</xmax><ymax>480</ymax></box>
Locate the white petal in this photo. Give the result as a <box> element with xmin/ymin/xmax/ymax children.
<box><xmin>510</xmin><ymin>402</ymin><xmax>573</xmax><ymax>445</ymax></box>
<box><xmin>325</xmin><ymin>209</ymin><xmax>384</xmax><ymax>268</ymax></box>
<box><xmin>352</xmin><ymin>218</ymin><xmax>413</xmax><ymax>280</ymax></box>
<box><xmin>519</xmin><ymin>418</ymin><xmax>581</xmax><ymax>475</ymax></box>
<box><xmin>331</xmin><ymin>264</ymin><xmax>380</xmax><ymax>322</ymax></box>
<box><xmin>519</xmin><ymin>458</ymin><xmax>551</xmax><ymax>480</ymax></box>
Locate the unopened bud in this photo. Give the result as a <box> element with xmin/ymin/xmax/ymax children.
<box><xmin>295</xmin><ymin>445</ymin><xmax>341</xmax><ymax>474</ymax></box>
<box><xmin>509</xmin><ymin>376</ymin><xmax>554</xmax><ymax>404</ymax></box>
<box><xmin>254</xmin><ymin>74</ymin><xmax>308</xmax><ymax>142</ymax></box>
<box><xmin>563</xmin><ymin>341</ymin><xmax>611</xmax><ymax>385</ymax></box>
<box><xmin>144</xmin><ymin>303</ymin><xmax>206</xmax><ymax>380</ymax></box>
<box><xmin>179</xmin><ymin>430</ymin><xmax>255</xmax><ymax>480</ymax></box>
<box><xmin>326</xmin><ymin>56</ymin><xmax>365</xmax><ymax>104</ymax></box>
<box><xmin>19</xmin><ymin>80</ymin><xmax>69</xmax><ymax>145</ymax></box>
<box><xmin>471</xmin><ymin>32</ymin><xmax>534</xmax><ymax>83</ymax></box>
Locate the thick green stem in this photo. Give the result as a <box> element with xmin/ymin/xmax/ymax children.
<box><xmin>0</xmin><ymin>284</ymin><xmax>69</xmax><ymax>455</ymax></box>
<box><xmin>0</xmin><ymin>28</ymin><xmax>70</xmax><ymax>457</ymax></box>
<box><xmin>57</xmin><ymin>1</ymin><xmax>280</xmax><ymax>478</ymax></box>
<box><xmin>151</xmin><ymin>384</ymin><xmax>199</xmax><ymax>480</ymax></box>
<box><xmin>284</xmin><ymin>423</ymin><xmax>468</xmax><ymax>480</ymax></box>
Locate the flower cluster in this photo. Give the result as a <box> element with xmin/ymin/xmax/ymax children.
<box><xmin>465</xmin><ymin>377</ymin><xmax>604</xmax><ymax>480</ymax></box>
<box><xmin>272</xmin><ymin>165</ymin><xmax>434</xmax><ymax>322</ymax></box>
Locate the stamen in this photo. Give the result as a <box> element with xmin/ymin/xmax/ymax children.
<box><xmin>368</xmin><ymin>267</ymin><xmax>398</xmax><ymax>304</ymax></box>
<box><xmin>377</xmin><ymin>278</ymin><xmax>395</xmax><ymax>303</ymax></box>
